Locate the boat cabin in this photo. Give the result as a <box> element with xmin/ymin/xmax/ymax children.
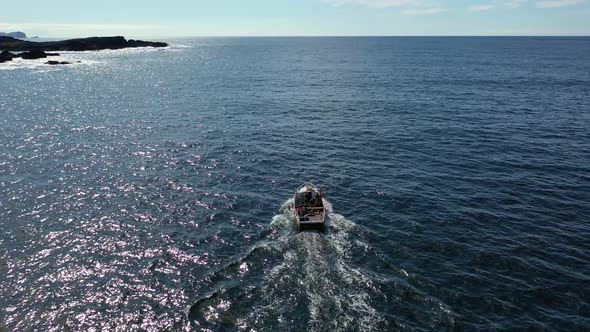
<box><xmin>294</xmin><ymin>188</ymin><xmax>324</xmax><ymax>222</ymax></box>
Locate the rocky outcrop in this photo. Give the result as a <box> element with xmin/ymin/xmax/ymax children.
<box><xmin>0</xmin><ymin>49</ymin><xmax>60</xmax><ymax>63</ymax></box>
<box><xmin>0</xmin><ymin>36</ymin><xmax>168</xmax><ymax>52</ymax></box>
<box><xmin>45</xmin><ymin>61</ymin><xmax>72</xmax><ymax>65</ymax></box>
<box><xmin>0</xmin><ymin>50</ymin><xmax>17</xmax><ymax>63</ymax></box>
<box><xmin>127</xmin><ymin>39</ymin><xmax>168</xmax><ymax>48</ymax></box>
<box><xmin>0</xmin><ymin>35</ymin><xmax>166</xmax><ymax>65</ymax></box>
<box><xmin>0</xmin><ymin>31</ymin><xmax>27</xmax><ymax>39</ymax></box>
<box><xmin>19</xmin><ymin>50</ymin><xmax>57</xmax><ymax>59</ymax></box>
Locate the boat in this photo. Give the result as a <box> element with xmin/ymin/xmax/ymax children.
<box><xmin>293</xmin><ymin>183</ymin><xmax>326</xmax><ymax>231</ymax></box>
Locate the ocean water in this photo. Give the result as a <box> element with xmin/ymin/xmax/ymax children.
<box><xmin>1</xmin><ymin>37</ymin><xmax>589</xmax><ymax>331</ymax></box>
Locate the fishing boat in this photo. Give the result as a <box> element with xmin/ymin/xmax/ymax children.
<box><xmin>293</xmin><ymin>183</ymin><xmax>326</xmax><ymax>231</ymax></box>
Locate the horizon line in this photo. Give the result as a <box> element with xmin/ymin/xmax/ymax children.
<box><xmin>28</xmin><ymin>34</ymin><xmax>590</xmax><ymax>39</ymax></box>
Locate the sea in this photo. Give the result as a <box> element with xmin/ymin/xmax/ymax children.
<box><xmin>1</xmin><ymin>37</ymin><xmax>589</xmax><ymax>331</ymax></box>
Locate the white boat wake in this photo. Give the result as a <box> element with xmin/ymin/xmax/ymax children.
<box><xmin>189</xmin><ymin>197</ymin><xmax>386</xmax><ymax>330</ymax></box>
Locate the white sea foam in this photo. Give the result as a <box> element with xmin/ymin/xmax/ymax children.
<box><xmin>263</xmin><ymin>198</ymin><xmax>384</xmax><ymax>331</ymax></box>
<box><xmin>270</xmin><ymin>198</ymin><xmax>297</xmax><ymax>231</ymax></box>
<box><xmin>0</xmin><ymin>46</ymin><xmax>161</xmax><ymax>71</ymax></box>
<box><xmin>193</xmin><ymin>197</ymin><xmax>384</xmax><ymax>330</ymax></box>
<box><xmin>169</xmin><ymin>44</ymin><xmax>193</xmax><ymax>49</ymax></box>
<box><xmin>0</xmin><ymin>54</ymin><xmax>100</xmax><ymax>71</ymax></box>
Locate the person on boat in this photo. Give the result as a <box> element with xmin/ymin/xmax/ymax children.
<box><xmin>309</xmin><ymin>192</ymin><xmax>322</xmax><ymax>207</ymax></box>
<box><xmin>304</xmin><ymin>191</ymin><xmax>312</xmax><ymax>204</ymax></box>
<box><xmin>296</xmin><ymin>206</ymin><xmax>305</xmax><ymax>217</ymax></box>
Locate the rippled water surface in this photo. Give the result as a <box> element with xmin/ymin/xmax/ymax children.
<box><xmin>1</xmin><ymin>37</ymin><xmax>590</xmax><ymax>331</ymax></box>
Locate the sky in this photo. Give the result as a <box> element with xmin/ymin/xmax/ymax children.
<box><xmin>0</xmin><ymin>0</ymin><xmax>589</xmax><ymax>38</ymax></box>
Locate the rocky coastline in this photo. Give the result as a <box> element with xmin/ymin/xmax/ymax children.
<box><xmin>0</xmin><ymin>36</ymin><xmax>168</xmax><ymax>64</ymax></box>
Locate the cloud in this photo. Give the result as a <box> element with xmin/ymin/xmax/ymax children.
<box><xmin>402</xmin><ymin>7</ymin><xmax>448</xmax><ymax>15</ymax></box>
<box><xmin>506</xmin><ymin>0</ymin><xmax>527</xmax><ymax>8</ymax></box>
<box><xmin>324</xmin><ymin>0</ymin><xmax>423</xmax><ymax>8</ymax></box>
<box><xmin>536</xmin><ymin>0</ymin><xmax>585</xmax><ymax>7</ymax></box>
<box><xmin>323</xmin><ymin>0</ymin><xmax>451</xmax><ymax>16</ymax></box>
<box><xmin>469</xmin><ymin>4</ymin><xmax>496</xmax><ymax>11</ymax></box>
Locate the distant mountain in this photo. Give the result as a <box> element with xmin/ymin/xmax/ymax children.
<box><xmin>0</xmin><ymin>31</ymin><xmax>27</xmax><ymax>39</ymax></box>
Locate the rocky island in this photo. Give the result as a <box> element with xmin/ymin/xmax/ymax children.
<box><xmin>0</xmin><ymin>36</ymin><xmax>168</xmax><ymax>64</ymax></box>
<box><xmin>0</xmin><ymin>31</ymin><xmax>27</xmax><ymax>39</ymax></box>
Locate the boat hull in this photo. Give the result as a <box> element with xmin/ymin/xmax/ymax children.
<box><xmin>297</xmin><ymin>219</ymin><xmax>325</xmax><ymax>231</ymax></box>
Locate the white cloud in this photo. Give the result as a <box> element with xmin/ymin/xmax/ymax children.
<box><xmin>469</xmin><ymin>4</ymin><xmax>497</xmax><ymax>11</ymax></box>
<box><xmin>506</xmin><ymin>0</ymin><xmax>527</xmax><ymax>8</ymax></box>
<box><xmin>536</xmin><ymin>0</ymin><xmax>585</xmax><ymax>7</ymax></box>
<box><xmin>324</xmin><ymin>0</ymin><xmax>423</xmax><ymax>8</ymax></box>
<box><xmin>324</xmin><ymin>0</ymin><xmax>450</xmax><ymax>15</ymax></box>
<box><xmin>402</xmin><ymin>7</ymin><xmax>448</xmax><ymax>15</ymax></box>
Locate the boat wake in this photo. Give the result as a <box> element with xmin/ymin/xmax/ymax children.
<box><xmin>188</xmin><ymin>198</ymin><xmax>387</xmax><ymax>331</ymax></box>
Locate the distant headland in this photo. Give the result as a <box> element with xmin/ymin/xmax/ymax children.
<box><xmin>0</xmin><ymin>36</ymin><xmax>168</xmax><ymax>64</ymax></box>
<box><xmin>0</xmin><ymin>31</ymin><xmax>27</xmax><ymax>39</ymax></box>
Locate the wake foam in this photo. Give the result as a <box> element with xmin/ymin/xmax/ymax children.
<box><xmin>269</xmin><ymin>198</ymin><xmax>297</xmax><ymax>231</ymax></box>
<box><xmin>188</xmin><ymin>197</ymin><xmax>386</xmax><ymax>330</ymax></box>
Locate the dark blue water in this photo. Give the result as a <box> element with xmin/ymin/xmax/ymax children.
<box><xmin>1</xmin><ymin>37</ymin><xmax>589</xmax><ymax>331</ymax></box>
